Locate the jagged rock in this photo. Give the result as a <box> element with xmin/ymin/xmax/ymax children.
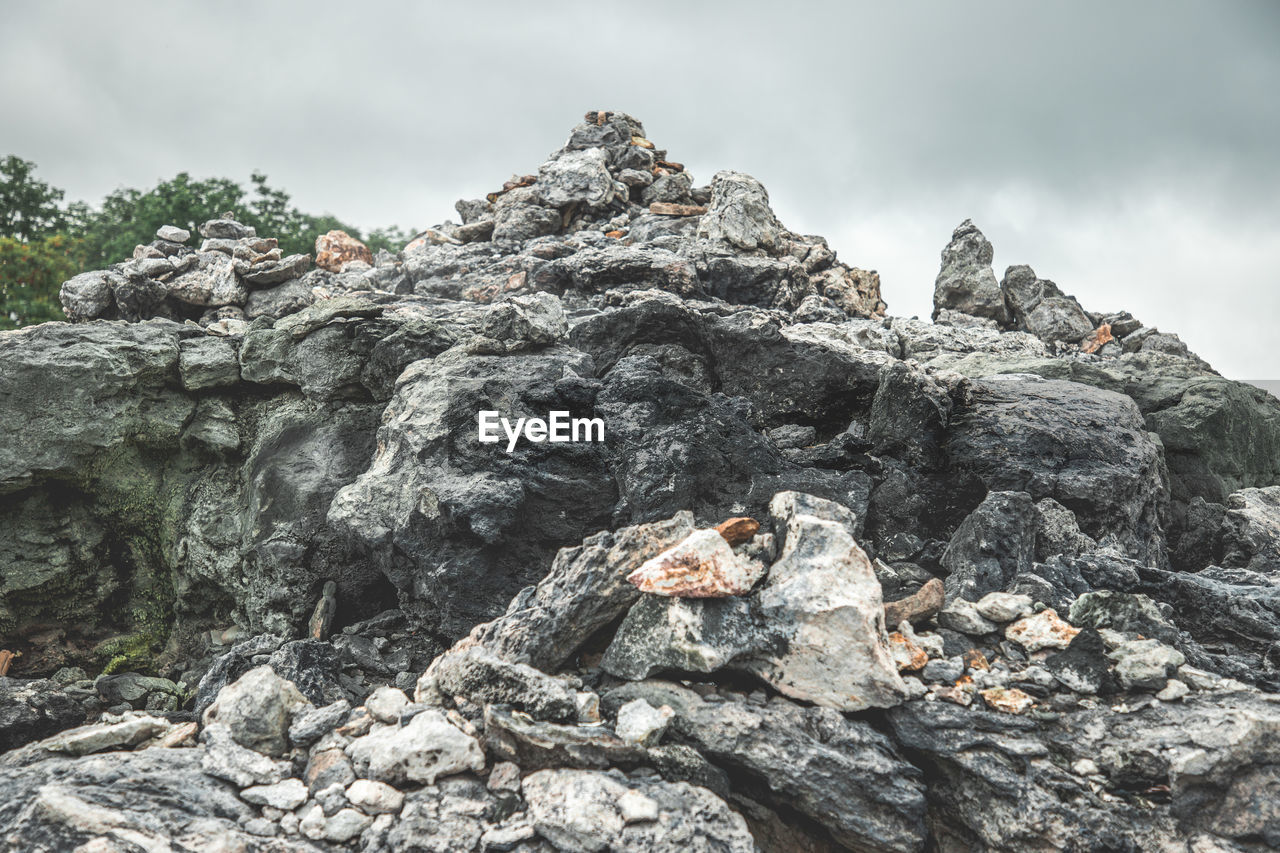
<box><xmin>346</xmin><ymin>709</ymin><xmax>484</xmax><ymax>785</ymax></box>
<box><xmin>417</xmin><ymin>644</ymin><xmax>579</xmax><ymax>722</ymax></box>
<box><xmin>199</xmin><ymin>218</ymin><xmax>256</xmax><ymax>240</ymax></box>
<box><xmin>289</xmin><ymin>698</ymin><xmax>351</xmax><ymax>747</ymax></box>
<box><xmin>697</xmin><ymin>170</ymin><xmax>781</xmax><ymax>252</ymax></box>
<box><xmin>938</xmin><ymin>598</ymin><xmax>998</xmax><ymax>636</ymax></box>
<box><xmin>241</xmin><ymin>777</ymin><xmax>309</xmax><ymax>810</ymax></box>
<box><xmin>201</xmin><ymin>665</ymin><xmax>309</xmax><ymax>757</ymax></box>
<box><xmin>0</xmin><ymin>680</ymin><xmax>84</xmax><ymax>753</ymax></box>
<box><xmin>1221</xmin><ymin>486</ymin><xmax>1280</xmax><ymax>572</ymax></box>
<box><xmin>177</xmin><ymin>335</ymin><xmax>239</xmax><ymax>389</ymax></box>
<box><xmin>614</xmin><ymin>698</ymin><xmax>674</xmax><ymax>747</ymax></box>
<box><xmin>603</xmin><ymin>681</ymin><xmax>927</xmax><ymax>852</ymax></box>
<box><xmin>199</xmin><ymin>722</ymin><xmax>292</xmax><ymax>787</ymax></box>
<box><xmin>1068</xmin><ymin>590</ymin><xmax>1178</xmax><ymax>644</ymax></box>
<box><xmin>1033</xmin><ymin>497</ymin><xmax>1096</xmax><ymax>561</ymax></box>
<box><xmin>625</xmin><ymin>528</ymin><xmax>766</xmax><ymax>597</ymax></box>
<box><xmin>1109</xmin><ymin>638</ymin><xmax>1185</xmax><ymax>690</ymax></box>
<box><xmin>605</xmin><ymin>493</ymin><xmax>908</xmax><ymax>711</ymax></box>
<box><xmin>1043</xmin><ymin>628</ymin><xmax>1120</xmax><ymax>695</ymax></box>
<box><xmin>941</xmin><ymin>490</ymin><xmax>1037</xmax><ymax>602</ymax></box>
<box><xmin>167</xmin><ymin>254</ymin><xmax>247</xmax><ymax>306</ymax></box>
<box><xmin>522</xmin><ymin>768</ymin><xmax>754</xmax><ymax>853</ymax></box>
<box><xmin>932</xmin><ymin>219</ymin><xmax>1010</xmax><ymax>325</ymax></box>
<box><xmin>1000</xmin><ymin>264</ymin><xmax>1094</xmax><ymax>343</ymax></box>
<box><xmin>538</xmin><ymin>147</ymin><xmax>619</xmax><ymax>209</ymax></box>
<box><xmin>59</xmin><ymin>270</ymin><xmax>119</xmax><ymax>320</ymax></box>
<box><xmin>947</xmin><ymin>375</ymin><xmax>1167</xmax><ymax>562</ymax></box>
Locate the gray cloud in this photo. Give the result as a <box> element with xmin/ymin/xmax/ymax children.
<box><xmin>3</xmin><ymin>1</ymin><xmax>1277</xmax><ymax>376</ymax></box>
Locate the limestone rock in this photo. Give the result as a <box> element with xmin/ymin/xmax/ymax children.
<box><xmin>697</xmin><ymin>170</ymin><xmax>781</xmax><ymax>252</ymax></box>
<box><xmin>1005</xmin><ymin>609</ymin><xmax>1080</xmax><ymax>652</ymax></box>
<box><xmin>346</xmin><ymin>709</ymin><xmax>484</xmax><ymax>785</ymax></box>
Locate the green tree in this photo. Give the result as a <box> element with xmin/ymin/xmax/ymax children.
<box><xmin>0</xmin><ymin>156</ymin><xmax>67</xmax><ymax>241</ymax></box>
<box><xmin>0</xmin><ymin>234</ymin><xmax>84</xmax><ymax>329</ymax></box>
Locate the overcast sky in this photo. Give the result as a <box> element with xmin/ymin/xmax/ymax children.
<box><xmin>3</xmin><ymin>1</ymin><xmax>1277</xmax><ymax>378</ymax></box>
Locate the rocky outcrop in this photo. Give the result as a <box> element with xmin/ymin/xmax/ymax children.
<box><xmin>1</xmin><ymin>109</ymin><xmax>1278</xmax><ymax>851</ymax></box>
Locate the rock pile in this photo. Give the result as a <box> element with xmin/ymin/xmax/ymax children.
<box><xmin>0</xmin><ymin>110</ymin><xmax>1277</xmax><ymax>850</ymax></box>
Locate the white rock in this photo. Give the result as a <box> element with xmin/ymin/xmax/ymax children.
<box><xmin>615</xmin><ymin>699</ymin><xmax>674</xmax><ymax>746</ymax></box>
<box><xmin>973</xmin><ymin>592</ymin><xmax>1034</xmax><ymax>623</ymax></box>
<box><xmin>324</xmin><ymin>808</ymin><xmax>374</xmax><ymax>842</ymax></box>
<box><xmin>156</xmin><ymin>224</ymin><xmax>191</xmax><ymax>243</ymax></box>
<box><xmin>1072</xmin><ymin>758</ymin><xmax>1099</xmax><ymax>776</ymax></box>
<box><xmin>345</xmin><ymin>779</ymin><xmax>404</xmax><ymax>815</ymax></box>
<box><xmin>199</xmin><ymin>723</ymin><xmax>292</xmax><ymax>787</ymax></box>
<box><xmin>618</xmin><ymin>789</ymin><xmax>660</xmax><ymax>824</ymax></box>
<box><xmin>298</xmin><ymin>803</ymin><xmax>327</xmax><ymax>840</ymax></box>
<box><xmin>346</xmin><ymin>709</ymin><xmax>484</xmax><ymax>785</ymax></box>
<box><xmin>1157</xmin><ymin>679</ymin><xmax>1190</xmax><ymax>702</ymax></box>
<box><xmin>240</xmin><ymin>778</ymin><xmax>308</xmax><ymax>811</ymax></box>
<box><xmin>365</xmin><ymin>686</ymin><xmax>410</xmax><ymax>724</ymax></box>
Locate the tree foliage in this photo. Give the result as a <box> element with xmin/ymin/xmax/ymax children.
<box><xmin>0</xmin><ymin>157</ymin><xmax>413</xmax><ymax>329</ymax></box>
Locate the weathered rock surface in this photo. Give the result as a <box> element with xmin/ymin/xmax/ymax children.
<box><xmin>2</xmin><ymin>109</ymin><xmax>1278</xmax><ymax>852</ymax></box>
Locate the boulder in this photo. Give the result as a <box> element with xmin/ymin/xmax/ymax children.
<box><xmin>200</xmin><ymin>665</ymin><xmax>309</xmax><ymax>757</ymax></box>
<box><xmin>697</xmin><ymin>170</ymin><xmax>781</xmax><ymax>252</ymax></box>
<box><xmin>346</xmin><ymin>709</ymin><xmax>484</xmax><ymax>785</ymax></box>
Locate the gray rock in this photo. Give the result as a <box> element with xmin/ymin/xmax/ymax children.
<box><xmin>199</xmin><ymin>218</ymin><xmax>256</xmax><ymax>240</ymax></box>
<box><xmin>156</xmin><ymin>224</ymin><xmax>190</xmax><ymax>243</ymax></box>
<box><xmin>240</xmin><ymin>777</ymin><xmax>308</xmax><ymax>810</ymax></box>
<box><xmin>365</xmin><ymin>686</ymin><xmax>409</xmax><ymax>724</ymax></box>
<box><xmin>480</xmin><ymin>291</ymin><xmax>568</xmax><ymax>348</ymax></box>
<box><xmin>938</xmin><ymin>598</ymin><xmax>999</xmax><ymax>636</ymax></box>
<box><xmin>1109</xmin><ymin>639</ymin><xmax>1185</xmax><ymax>690</ymax></box>
<box><xmin>178</xmin><ymin>335</ymin><xmax>240</xmax><ymax>390</ymax></box>
<box><xmin>604</xmin><ymin>681</ymin><xmax>927</xmax><ymax>852</ymax></box>
<box><xmin>1000</xmin><ymin>264</ymin><xmax>1094</xmax><ymax>343</ymax></box>
<box><xmin>1220</xmin><ymin>486</ymin><xmax>1280</xmax><ymax>573</ymax></box>
<box><xmin>1068</xmin><ymin>590</ymin><xmax>1179</xmax><ymax>644</ymax></box>
<box><xmin>201</xmin><ymin>665</ymin><xmax>310</xmax><ymax>757</ymax></box>
<box><xmin>947</xmin><ymin>376</ymin><xmax>1167</xmax><ymax>563</ymax></box>
<box><xmin>346</xmin><ymin>709</ymin><xmax>484</xmax><ymax>785</ymax></box>
<box><xmin>289</xmin><ymin>698</ymin><xmax>351</xmax><ymax>747</ymax></box>
<box><xmin>0</xmin><ymin>747</ymin><xmax>314</xmax><ymax>851</ymax></box>
<box><xmin>241</xmin><ymin>253</ymin><xmax>311</xmax><ymax>287</ymax></box>
<box><xmin>941</xmin><ymin>491</ymin><xmax>1037</xmax><ymax>602</ymax></box>
<box><xmin>537</xmin><ymin>147</ymin><xmax>619</xmax><ymax>209</ymax></box>
<box><xmin>345</xmin><ymin>778</ymin><xmax>404</xmax><ymax>815</ymax></box>
<box><xmin>417</xmin><ymin>644</ymin><xmax>579</xmax><ymax>722</ymax></box>
<box><xmin>614</xmin><ymin>698</ymin><xmax>673</xmax><ymax>746</ymax></box>
<box><xmin>932</xmin><ymin>219</ymin><xmax>1010</xmax><ymax>325</ymax></box>
<box><xmin>1033</xmin><ymin>497</ymin><xmax>1096</xmax><ymax>561</ymax></box>
<box><xmin>522</xmin><ymin>768</ymin><xmax>753</xmax><ymax>853</ymax></box>
<box><xmin>922</xmin><ymin>657</ymin><xmax>966</xmax><ymax>683</ymax></box>
<box><xmin>973</xmin><ymin>592</ymin><xmax>1034</xmax><ymax>623</ymax></box>
<box><xmin>167</xmin><ymin>254</ymin><xmax>247</xmax><ymax>306</ymax></box>
<box><xmin>697</xmin><ymin>170</ymin><xmax>781</xmax><ymax>252</ymax></box>
<box><xmin>59</xmin><ymin>270</ymin><xmax>118</xmax><ymax>320</ymax></box>
<box><xmin>199</xmin><ymin>722</ymin><xmax>291</xmax><ymax>787</ymax></box>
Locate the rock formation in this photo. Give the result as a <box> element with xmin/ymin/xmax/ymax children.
<box><xmin>0</xmin><ymin>109</ymin><xmax>1277</xmax><ymax>850</ymax></box>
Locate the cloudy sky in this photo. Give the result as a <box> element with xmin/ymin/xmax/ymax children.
<box><xmin>4</xmin><ymin>1</ymin><xmax>1277</xmax><ymax>378</ymax></box>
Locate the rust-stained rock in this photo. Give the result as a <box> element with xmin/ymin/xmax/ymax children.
<box><xmin>605</xmin><ymin>230</ymin><xmax>625</xmax><ymax>239</ymax></box>
<box><xmin>962</xmin><ymin>648</ymin><xmax>990</xmax><ymax>671</ymax></box>
<box><xmin>888</xmin><ymin>632</ymin><xmax>929</xmax><ymax>672</ymax></box>
<box><xmin>656</xmin><ymin>160</ymin><xmax>684</xmax><ymax>172</ymax></box>
<box><xmin>821</xmin><ymin>266</ymin><xmax>887</xmax><ymax>319</ymax></box>
<box><xmin>626</xmin><ymin>529</ymin><xmax>766</xmax><ymax>598</ymax></box>
<box><xmin>649</xmin><ymin>202</ymin><xmax>708</xmax><ymax>217</ymax></box>
<box><xmin>0</xmin><ymin>650</ymin><xmax>17</xmax><ymax>677</ymax></box>
<box><xmin>314</xmin><ymin>230</ymin><xmax>373</xmax><ymax>273</ymax></box>
<box><xmin>931</xmin><ymin>676</ymin><xmax>975</xmax><ymax>707</ymax></box>
<box><xmin>1081</xmin><ymin>323</ymin><xmax>1114</xmax><ymax>354</ymax></box>
<box><xmin>631</xmin><ymin>136</ymin><xmax>655</xmax><ymax>149</ymax></box>
<box><xmin>714</xmin><ymin>517</ymin><xmax>760</xmax><ymax>546</ymax></box>
<box><xmin>1005</xmin><ymin>608</ymin><xmax>1080</xmax><ymax>652</ymax></box>
<box><xmin>979</xmin><ymin>687</ymin><xmax>1035</xmax><ymax>714</ymax></box>
<box><xmin>151</xmin><ymin>721</ymin><xmax>198</xmax><ymax>749</ymax></box>
<box><xmin>883</xmin><ymin>578</ymin><xmax>945</xmax><ymax>627</ymax></box>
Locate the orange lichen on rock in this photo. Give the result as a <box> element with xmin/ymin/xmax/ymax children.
<box><xmin>1005</xmin><ymin>608</ymin><xmax>1080</xmax><ymax>652</ymax></box>
<box><xmin>980</xmin><ymin>687</ymin><xmax>1035</xmax><ymax>714</ymax></box>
